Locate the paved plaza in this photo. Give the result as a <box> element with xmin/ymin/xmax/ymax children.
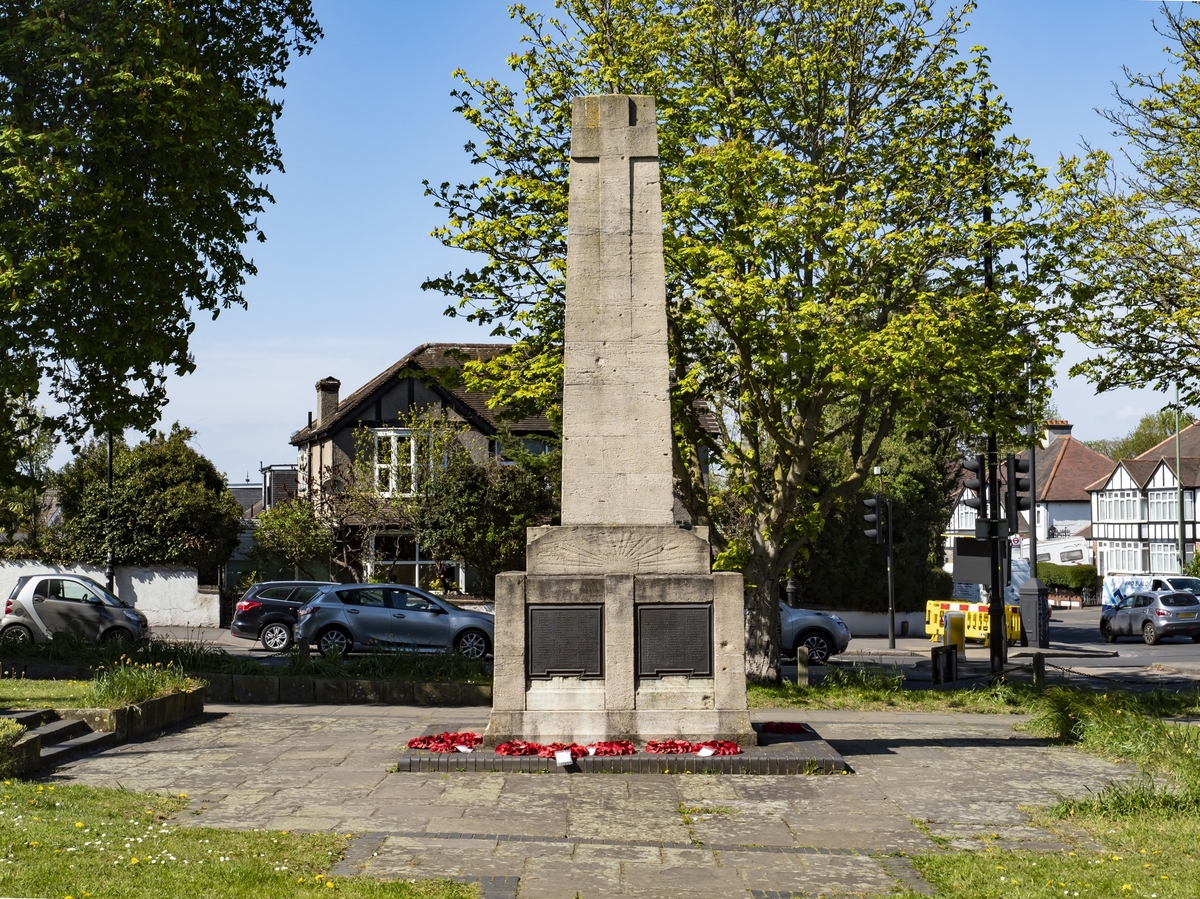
<box><xmin>46</xmin><ymin>703</ymin><xmax>1131</xmax><ymax>898</ymax></box>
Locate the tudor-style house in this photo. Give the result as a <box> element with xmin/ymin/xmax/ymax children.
<box><xmin>1087</xmin><ymin>421</ymin><xmax>1200</xmax><ymax>577</ymax></box>
<box><xmin>289</xmin><ymin>343</ymin><xmax>555</xmax><ymax>588</ymax></box>
<box><xmin>945</xmin><ymin>420</ymin><xmax>1112</xmax><ymax>571</ymax></box>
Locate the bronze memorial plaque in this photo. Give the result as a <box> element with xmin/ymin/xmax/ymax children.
<box><xmin>636</xmin><ymin>603</ymin><xmax>713</xmax><ymax>678</ymax></box>
<box><xmin>527</xmin><ymin>604</ymin><xmax>604</xmax><ymax>679</ymax></box>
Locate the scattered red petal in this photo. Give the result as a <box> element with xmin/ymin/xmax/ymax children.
<box><xmin>694</xmin><ymin>740</ymin><xmax>742</xmax><ymax>756</ymax></box>
<box><xmin>537</xmin><ymin>742</ymin><xmax>587</xmax><ymax>760</ymax></box>
<box><xmin>588</xmin><ymin>740</ymin><xmax>636</xmax><ymax>756</ymax></box>
<box><xmin>644</xmin><ymin>739</ymin><xmax>696</xmax><ymax>754</ymax></box>
<box><xmin>493</xmin><ymin>740</ymin><xmax>541</xmax><ymax>756</ymax></box>
<box><xmin>407</xmin><ymin>731</ymin><xmax>482</xmax><ymax>752</ymax></box>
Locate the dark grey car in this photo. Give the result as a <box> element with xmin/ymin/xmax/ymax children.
<box><xmin>1</xmin><ymin>574</ymin><xmax>149</xmax><ymax>645</ymax></box>
<box><xmin>1101</xmin><ymin>590</ymin><xmax>1200</xmax><ymax>645</ymax></box>
<box><xmin>294</xmin><ymin>583</ymin><xmax>494</xmax><ymax>659</ymax></box>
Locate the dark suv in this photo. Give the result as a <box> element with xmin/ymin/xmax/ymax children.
<box><xmin>230</xmin><ymin>581</ymin><xmax>334</xmax><ymax>652</ymax></box>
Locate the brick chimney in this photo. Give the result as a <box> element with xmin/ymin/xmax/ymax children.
<box><xmin>315</xmin><ymin>377</ymin><xmax>341</xmax><ymax>428</ymax></box>
<box><xmin>1044</xmin><ymin>419</ymin><xmax>1072</xmax><ymax>446</ymax></box>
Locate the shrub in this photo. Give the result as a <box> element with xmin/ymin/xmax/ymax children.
<box><xmin>83</xmin><ymin>657</ymin><xmax>199</xmax><ymax>708</ymax></box>
<box><xmin>1037</xmin><ymin>562</ymin><xmax>1098</xmax><ymax>592</ymax></box>
<box><xmin>0</xmin><ymin>718</ymin><xmax>26</xmax><ymax>776</ymax></box>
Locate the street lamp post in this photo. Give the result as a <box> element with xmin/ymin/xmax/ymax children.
<box><xmin>105</xmin><ymin>430</ymin><xmax>115</xmax><ymax>594</ymax></box>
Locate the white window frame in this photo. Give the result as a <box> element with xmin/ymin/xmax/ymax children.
<box><xmin>374</xmin><ymin>429</ymin><xmax>417</xmax><ymax>497</ymax></box>
<box><xmin>1151</xmin><ymin>542</ymin><xmax>1180</xmax><ymax>575</ymax></box>
<box><xmin>366</xmin><ymin>530</ymin><xmax>464</xmax><ymax>591</ymax></box>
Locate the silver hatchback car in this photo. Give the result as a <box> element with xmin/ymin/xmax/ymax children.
<box><xmin>2</xmin><ymin>574</ymin><xmax>149</xmax><ymax>645</ymax></box>
<box><xmin>295</xmin><ymin>583</ymin><xmax>494</xmax><ymax>659</ymax></box>
<box><xmin>779</xmin><ymin>603</ymin><xmax>852</xmax><ymax>664</ymax></box>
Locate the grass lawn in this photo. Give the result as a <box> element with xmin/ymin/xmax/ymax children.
<box><xmin>747</xmin><ymin>667</ymin><xmax>1200</xmax><ymax>717</ymax></box>
<box><xmin>0</xmin><ymin>678</ymin><xmax>89</xmax><ymax>710</ymax></box>
<box><xmin>905</xmin><ymin>807</ymin><xmax>1200</xmax><ymax>899</ymax></box>
<box><xmin>0</xmin><ymin>780</ymin><xmax>474</xmax><ymax>899</ymax></box>
<box><xmin>873</xmin><ymin>687</ymin><xmax>1200</xmax><ymax>898</ymax></box>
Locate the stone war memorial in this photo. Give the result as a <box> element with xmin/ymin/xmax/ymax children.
<box><xmin>486</xmin><ymin>95</ymin><xmax>755</xmax><ymax>747</ymax></box>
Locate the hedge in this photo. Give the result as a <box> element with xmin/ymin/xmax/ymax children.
<box><xmin>1037</xmin><ymin>562</ymin><xmax>1098</xmax><ymax>592</ymax></box>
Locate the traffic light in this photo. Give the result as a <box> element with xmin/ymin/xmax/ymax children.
<box><xmin>1006</xmin><ymin>453</ymin><xmax>1031</xmax><ymax>531</ymax></box>
<box><xmin>962</xmin><ymin>454</ymin><xmax>987</xmax><ymax>511</ymax></box>
<box><xmin>863</xmin><ymin>494</ymin><xmax>883</xmax><ymax>544</ymax></box>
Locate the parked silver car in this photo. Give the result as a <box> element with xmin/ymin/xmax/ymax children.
<box><xmin>1101</xmin><ymin>589</ymin><xmax>1200</xmax><ymax>645</ymax></box>
<box><xmin>779</xmin><ymin>603</ymin><xmax>852</xmax><ymax>664</ymax></box>
<box><xmin>294</xmin><ymin>583</ymin><xmax>495</xmax><ymax>659</ymax></box>
<box><xmin>1</xmin><ymin>574</ymin><xmax>149</xmax><ymax>645</ymax></box>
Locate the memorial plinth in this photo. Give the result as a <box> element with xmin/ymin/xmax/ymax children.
<box><xmin>485</xmin><ymin>95</ymin><xmax>754</xmax><ymax>746</ymax></box>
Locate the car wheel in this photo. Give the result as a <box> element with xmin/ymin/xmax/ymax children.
<box><xmin>260</xmin><ymin>623</ymin><xmax>293</xmax><ymax>653</ymax></box>
<box><xmin>797</xmin><ymin>630</ymin><xmax>833</xmax><ymax>665</ymax></box>
<box><xmin>100</xmin><ymin>628</ymin><xmax>133</xmax><ymax>644</ymax></box>
<box><xmin>0</xmin><ymin>624</ymin><xmax>33</xmax><ymax>646</ymax></box>
<box><xmin>1143</xmin><ymin>622</ymin><xmax>1160</xmax><ymax>646</ymax></box>
<box><xmin>1100</xmin><ymin>621</ymin><xmax>1116</xmax><ymax>644</ymax></box>
<box><xmin>454</xmin><ymin>629</ymin><xmax>490</xmax><ymax>660</ymax></box>
<box><xmin>317</xmin><ymin>627</ymin><xmax>352</xmax><ymax>657</ymax></box>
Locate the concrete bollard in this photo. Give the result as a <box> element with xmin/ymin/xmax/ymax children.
<box><xmin>796</xmin><ymin>646</ymin><xmax>810</xmax><ymax>686</ymax></box>
<box><xmin>1032</xmin><ymin>652</ymin><xmax>1046</xmax><ymax>690</ymax></box>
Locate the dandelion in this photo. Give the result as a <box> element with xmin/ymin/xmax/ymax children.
<box><xmin>130</xmin><ymin>858</ymin><xmax>138</xmax><ymax>865</ymax></box>
<box><xmin>1122</xmin><ymin>886</ymin><xmax>1132</xmax><ymax>892</ymax></box>
<box><xmin>75</xmin><ymin>822</ymin><xmax>83</xmax><ymax>828</ymax></box>
<box><xmin>326</xmin><ymin>883</ymin><xmax>335</xmax><ymax>890</ymax></box>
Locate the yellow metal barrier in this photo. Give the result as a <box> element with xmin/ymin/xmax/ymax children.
<box><xmin>924</xmin><ymin>600</ymin><xmax>1020</xmax><ymax>645</ymax></box>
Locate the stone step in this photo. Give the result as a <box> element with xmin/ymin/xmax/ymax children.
<box><xmin>1</xmin><ymin>708</ymin><xmax>59</xmax><ymax>729</ymax></box>
<box><xmin>29</xmin><ymin>717</ymin><xmax>92</xmax><ymax>747</ymax></box>
<box><xmin>39</xmin><ymin>729</ymin><xmax>117</xmax><ymax>767</ymax></box>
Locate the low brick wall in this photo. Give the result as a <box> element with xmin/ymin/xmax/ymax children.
<box><xmin>69</xmin><ymin>687</ymin><xmax>206</xmax><ymax>741</ymax></box>
<box><xmin>10</xmin><ymin>733</ymin><xmax>41</xmax><ymax>776</ymax></box>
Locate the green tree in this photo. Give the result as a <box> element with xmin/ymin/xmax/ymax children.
<box><xmin>0</xmin><ymin>398</ymin><xmax>54</xmax><ymax>549</ymax></box>
<box><xmin>1055</xmin><ymin>6</ymin><xmax>1200</xmax><ymax>405</ymax></box>
<box><xmin>0</xmin><ymin>1</ymin><xmax>321</xmax><ymax>473</ymax></box>
<box><xmin>425</xmin><ymin>0</ymin><xmax>1059</xmax><ymax>680</ymax></box>
<box><xmin>388</xmin><ymin>412</ymin><xmax>557</xmax><ymax>595</ymax></box>
<box><xmin>1086</xmin><ymin>408</ymin><xmax>1195</xmax><ymax>461</ymax></box>
<box><xmin>789</xmin><ymin>426</ymin><xmax>958</xmax><ymax>614</ymax></box>
<box><xmin>51</xmin><ymin>426</ymin><xmax>242</xmax><ymax>575</ymax></box>
<box><xmin>253</xmin><ymin>497</ymin><xmax>333</xmax><ymax>580</ymax></box>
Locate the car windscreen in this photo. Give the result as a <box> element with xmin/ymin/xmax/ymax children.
<box><xmin>75</xmin><ymin>577</ymin><xmax>130</xmax><ymax>607</ymax></box>
<box><xmin>1162</xmin><ymin>592</ymin><xmax>1200</xmax><ymax>607</ymax></box>
<box><xmin>1168</xmin><ymin>577</ymin><xmax>1200</xmax><ymax>594</ymax></box>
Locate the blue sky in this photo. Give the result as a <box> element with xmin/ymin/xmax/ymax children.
<box><xmin>130</xmin><ymin>0</ymin><xmax>1189</xmax><ymax>481</ymax></box>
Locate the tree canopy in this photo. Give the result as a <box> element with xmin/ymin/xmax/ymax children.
<box><xmin>253</xmin><ymin>497</ymin><xmax>333</xmax><ymax>580</ymax></box>
<box><xmin>0</xmin><ymin>0</ymin><xmax>321</xmax><ymax>480</ymax></box>
<box><xmin>1086</xmin><ymin>408</ymin><xmax>1195</xmax><ymax>462</ymax></box>
<box><xmin>1056</xmin><ymin>5</ymin><xmax>1200</xmax><ymax>405</ymax></box>
<box><xmin>51</xmin><ymin>426</ymin><xmax>243</xmax><ymax>575</ymax></box>
<box><xmin>425</xmin><ymin>0</ymin><xmax>1060</xmax><ymax>679</ymax></box>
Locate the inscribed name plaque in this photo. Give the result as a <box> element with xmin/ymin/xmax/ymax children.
<box><xmin>527</xmin><ymin>605</ymin><xmax>604</xmax><ymax>679</ymax></box>
<box><xmin>636</xmin><ymin>604</ymin><xmax>713</xmax><ymax>678</ymax></box>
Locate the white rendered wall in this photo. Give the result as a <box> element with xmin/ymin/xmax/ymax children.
<box><xmin>0</xmin><ymin>563</ymin><xmax>215</xmax><ymax>627</ymax></box>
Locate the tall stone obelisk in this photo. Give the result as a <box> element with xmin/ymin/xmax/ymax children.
<box><xmin>560</xmin><ymin>95</ymin><xmax>675</xmax><ymax>527</ymax></box>
<box><xmin>486</xmin><ymin>96</ymin><xmax>753</xmax><ymax>746</ymax></box>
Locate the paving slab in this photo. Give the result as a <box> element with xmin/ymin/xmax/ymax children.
<box><xmin>45</xmin><ymin>703</ymin><xmax>1135</xmax><ymax>897</ymax></box>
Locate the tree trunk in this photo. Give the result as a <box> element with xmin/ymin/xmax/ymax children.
<box><xmin>744</xmin><ymin>574</ymin><xmax>782</xmax><ymax>684</ymax></box>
